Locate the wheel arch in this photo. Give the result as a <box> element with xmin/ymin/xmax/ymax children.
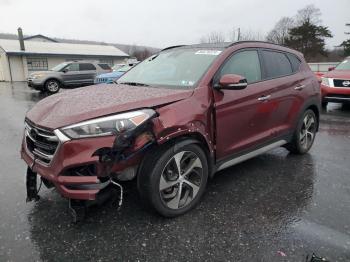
<box><xmin>306</xmin><ymin>104</ymin><xmax>320</xmax><ymax>131</ymax></box>
<box><xmin>44</xmin><ymin>78</ymin><xmax>62</xmax><ymax>86</ymax></box>
<box><xmin>139</xmin><ymin>132</ymin><xmax>215</xmax><ymax>179</ymax></box>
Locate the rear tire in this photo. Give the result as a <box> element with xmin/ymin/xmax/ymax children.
<box><xmin>45</xmin><ymin>79</ymin><xmax>60</xmax><ymax>94</ymax></box>
<box><xmin>286</xmin><ymin>109</ymin><xmax>317</xmax><ymax>154</ymax></box>
<box><xmin>137</xmin><ymin>143</ymin><xmax>208</xmax><ymax>217</ymax></box>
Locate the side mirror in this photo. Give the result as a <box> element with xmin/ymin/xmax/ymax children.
<box><xmin>62</xmin><ymin>68</ymin><xmax>69</xmax><ymax>73</ymax></box>
<box><xmin>216</xmin><ymin>74</ymin><xmax>248</xmax><ymax>90</ymax></box>
<box><xmin>328</xmin><ymin>66</ymin><xmax>335</xmax><ymax>71</ymax></box>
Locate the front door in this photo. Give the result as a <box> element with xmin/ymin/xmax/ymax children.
<box><xmin>213</xmin><ymin>49</ymin><xmax>275</xmax><ymax>160</ymax></box>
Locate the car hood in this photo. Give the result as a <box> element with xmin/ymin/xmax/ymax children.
<box><xmin>29</xmin><ymin>71</ymin><xmax>60</xmax><ymax>77</ymax></box>
<box><xmin>97</xmin><ymin>71</ymin><xmax>124</xmax><ymax>78</ymax></box>
<box><xmin>323</xmin><ymin>70</ymin><xmax>350</xmax><ymax>79</ymax></box>
<box><xmin>26</xmin><ymin>84</ymin><xmax>193</xmax><ymax>130</ymax></box>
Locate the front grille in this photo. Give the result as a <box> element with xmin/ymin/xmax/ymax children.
<box><xmin>25</xmin><ymin>121</ymin><xmax>59</xmax><ymax>165</ymax></box>
<box><xmin>333</xmin><ymin>79</ymin><xmax>350</xmax><ymax>88</ymax></box>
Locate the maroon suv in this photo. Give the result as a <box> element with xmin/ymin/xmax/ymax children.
<box><xmin>21</xmin><ymin>41</ymin><xmax>320</xmax><ymax>220</ymax></box>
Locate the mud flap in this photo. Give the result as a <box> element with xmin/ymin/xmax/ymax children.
<box><xmin>26</xmin><ymin>167</ymin><xmax>40</xmax><ymax>202</ymax></box>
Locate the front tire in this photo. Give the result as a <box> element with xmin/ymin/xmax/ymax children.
<box><xmin>286</xmin><ymin>109</ymin><xmax>318</xmax><ymax>154</ymax></box>
<box><xmin>45</xmin><ymin>79</ymin><xmax>60</xmax><ymax>94</ymax></box>
<box><xmin>137</xmin><ymin>143</ymin><xmax>208</xmax><ymax>217</ymax></box>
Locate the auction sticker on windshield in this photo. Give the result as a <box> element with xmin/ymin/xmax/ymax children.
<box><xmin>195</xmin><ymin>50</ymin><xmax>222</xmax><ymax>55</ymax></box>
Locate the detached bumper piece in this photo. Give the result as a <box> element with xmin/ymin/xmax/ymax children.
<box><xmin>68</xmin><ymin>183</ymin><xmax>123</xmax><ymax>223</ymax></box>
<box><xmin>26</xmin><ymin>167</ymin><xmax>40</xmax><ymax>202</ymax></box>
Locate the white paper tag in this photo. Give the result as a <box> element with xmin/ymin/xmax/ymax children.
<box><xmin>195</xmin><ymin>50</ymin><xmax>222</xmax><ymax>56</ymax></box>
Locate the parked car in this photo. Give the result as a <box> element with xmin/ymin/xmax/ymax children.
<box><xmin>21</xmin><ymin>42</ymin><xmax>320</xmax><ymax>221</ymax></box>
<box><xmin>94</xmin><ymin>62</ymin><xmax>139</xmax><ymax>84</ymax></box>
<box><xmin>320</xmin><ymin>57</ymin><xmax>350</xmax><ymax>107</ymax></box>
<box><xmin>27</xmin><ymin>61</ymin><xmax>112</xmax><ymax>94</ymax></box>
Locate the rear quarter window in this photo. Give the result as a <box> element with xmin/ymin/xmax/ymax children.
<box><xmin>286</xmin><ymin>53</ymin><xmax>301</xmax><ymax>72</ymax></box>
<box><xmin>261</xmin><ymin>50</ymin><xmax>293</xmax><ymax>79</ymax></box>
<box><xmin>98</xmin><ymin>63</ymin><xmax>112</xmax><ymax>70</ymax></box>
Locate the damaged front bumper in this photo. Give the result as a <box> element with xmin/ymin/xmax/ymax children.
<box><xmin>21</xmin><ymin>129</ymin><xmax>153</xmax><ymax>201</ymax></box>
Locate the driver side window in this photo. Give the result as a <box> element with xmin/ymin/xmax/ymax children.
<box><xmin>65</xmin><ymin>63</ymin><xmax>79</xmax><ymax>72</ymax></box>
<box><xmin>219</xmin><ymin>50</ymin><xmax>262</xmax><ymax>83</ymax></box>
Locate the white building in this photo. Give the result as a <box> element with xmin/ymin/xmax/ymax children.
<box><xmin>0</xmin><ymin>34</ymin><xmax>129</xmax><ymax>81</ymax></box>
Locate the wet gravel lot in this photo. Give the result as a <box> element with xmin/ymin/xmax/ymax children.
<box><xmin>0</xmin><ymin>82</ymin><xmax>349</xmax><ymax>261</ymax></box>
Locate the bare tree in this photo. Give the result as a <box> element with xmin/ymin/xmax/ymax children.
<box><xmin>295</xmin><ymin>4</ymin><xmax>322</xmax><ymax>25</ymax></box>
<box><xmin>200</xmin><ymin>31</ymin><xmax>226</xmax><ymax>43</ymax></box>
<box><xmin>128</xmin><ymin>45</ymin><xmax>154</xmax><ymax>61</ymax></box>
<box><xmin>239</xmin><ymin>29</ymin><xmax>264</xmax><ymax>41</ymax></box>
<box><xmin>266</xmin><ymin>17</ymin><xmax>294</xmax><ymax>45</ymax></box>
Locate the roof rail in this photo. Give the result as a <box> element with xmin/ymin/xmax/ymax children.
<box><xmin>161</xmin><ymin>45</ymin><xmax>187</xmax><ymax>51</ymax></box>
<box><xmin>227</xmin><ymin>40</ymin><xmax>285</xmax><ymax>48</ymax></box>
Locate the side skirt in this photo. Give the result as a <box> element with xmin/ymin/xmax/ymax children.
<box><xmin>215</xmin><ymin>139</ymin><xmax>288</xmax><ymax>172</ymax></box>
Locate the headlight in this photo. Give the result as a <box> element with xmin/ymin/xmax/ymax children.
<box><xmin>31</xmin><ymin>74</ymin><xmax>44</xmax><ymax>79</ymax></box>
<box><xmin>61</xmin><ymin>109</ymin><xmax>156</xmax><ymax>139</ymax></box>
<box><xmin>321</xmin><ymin>77</ymin><xmax>330</xmax><ymax>86</ymax></box>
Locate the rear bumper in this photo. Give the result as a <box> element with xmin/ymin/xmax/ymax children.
<box><xmin>21</xmin><ymin>134</ymin><xmax>140</xmax><ymax>200</ymax></box>
<box><xmin>321</xmin><ymin>84</ymin><xmax>350</xmax><ymax>103</ymax></box>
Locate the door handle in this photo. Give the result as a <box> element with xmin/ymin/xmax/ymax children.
<box><xmin>294</xmin><ymin>84</ymin><xmax>305</xmax><ymax>90</ymax></box>
<box><xmin>258</xmin><ymin>95</ymin><xmax>271</xmax><ymax>101</ymax></box>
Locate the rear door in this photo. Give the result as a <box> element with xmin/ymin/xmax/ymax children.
<box><xmin>213</xmin><ymin>49</ymin><xmax>276</xmax><ymax>160</ymax></box>
<box><xmin>78</xmin><ymin>63</ymin><xmax>97</xmax><ymax>84</ymax></box>
<box><xmin>259</xmin><ymin>50</ymin><xmax>305</xmax><ymax>137</ymax></box>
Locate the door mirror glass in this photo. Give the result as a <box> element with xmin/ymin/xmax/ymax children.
<box><xmin>328</xmin><ymin>66</ymin><xmax>335</xmax><ymax>71</ymax></box>
<box><xmin>217</xmin><ymin>74</ymin><xmax>248</xmax><ymax>90</ymax></box>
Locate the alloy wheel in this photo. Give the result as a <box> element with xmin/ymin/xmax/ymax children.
<box><xmin>159</xmin><ymin>151</ymin><xmax>203</xmax><ymax>210</ymax></box>
<box><xmin>47</xmin><ymin>81</ymin><xmax>59</xmax><ymax>92</ymax></box>
<box><xmin>299</xmin><ymin>112</ymin><xmax>316</xmax><ymax>150</ymax></box>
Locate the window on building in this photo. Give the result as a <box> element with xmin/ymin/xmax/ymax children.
<box><xmin>99</xmin><ymin>59</ymin><xmax>114</xmax><ymax>67</ymax></box>
<box><xmin>27</xmin><ymin>57</ymin><xmax>48</xmax><ymax>71</ymax></box>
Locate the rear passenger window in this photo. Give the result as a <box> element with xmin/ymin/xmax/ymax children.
<box><xmin>79</xmin><ymin>63</ymin><xmax>96</xmax><ymax>71</ymax></box>
<box><xmin>220</xmin><ymin>50</ymin><xmax>261</xmax><ymax>83</ymax></box>
<box><xmin>261</xmin><ymin>50</ymin><xmax>292</xmax><ymax>79</ymax></box>
<box><xmin>98</xmin><ymin>63</ymin><xmax>112</xmax><ymax>70</ymax></box>
<box><xmin>286</xmin><ymin>53</ymin><xmax>301</xmax><ymax>72</ymax></box>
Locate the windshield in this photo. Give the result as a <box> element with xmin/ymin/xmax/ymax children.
<box><xmin>117</xmin><ymin>48</ymin><xmax>222</xmax><ymax>88</ymax></box>
<box><xmin>51</xmin><ymin>62</ymin><xmax>69</xmax><ymax>72</ymax></box>
<box><xmin>117</xmin><ymin>65</ymin><xmax>132</xmax><ymax>72</ymax></box>
<box><xmin>335</xmin><ymin>59</ymin><xmax>350</xmax><ymax>70</ymax></box>
<box><xmin>112</xmin><ymin>64</ymin><xmax>125</xmax><ymax>71</ymax></box>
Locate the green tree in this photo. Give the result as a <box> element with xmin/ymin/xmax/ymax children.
<box><xmin>285</xmin><ymin>21</ymin><xmax>332</xmax><ymax>61</ymax></box>
<box><xmin>341</xmin><ymin>39</ymin><xmax>350</xmax><ymax>56</ymax></box>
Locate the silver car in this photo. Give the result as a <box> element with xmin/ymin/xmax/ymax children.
<box><xmin>27</xmin><ymin>61</ymin><xmax>112</xmax><ymax>94</ymax></box>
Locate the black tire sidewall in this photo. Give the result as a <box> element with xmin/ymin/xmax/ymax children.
<box><xmin>140</xmin><ymin>143</ymin><xmax>208</xmax><ymax>217</ymax></box>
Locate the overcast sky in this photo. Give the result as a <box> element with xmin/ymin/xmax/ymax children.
<box><xmin>0</xmin><ymin>0</ymin><xmax>349</xmax><ymax>48</ymax></box>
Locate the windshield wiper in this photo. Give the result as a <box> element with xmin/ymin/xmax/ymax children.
<box><xmin>118</xmin><ymin>81</ymin><xmax>149</xmax><ymax>86</ymax></box>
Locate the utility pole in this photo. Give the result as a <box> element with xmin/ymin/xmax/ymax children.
<box><xmin>345</xmin><ymin>23</ymin><xmax>350</xmax><ymax>35</ymax></box>
<box><xmin>237</xmin><ymin>28</ymin><xmax>241</xmax><ymax>41</ymax></box>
